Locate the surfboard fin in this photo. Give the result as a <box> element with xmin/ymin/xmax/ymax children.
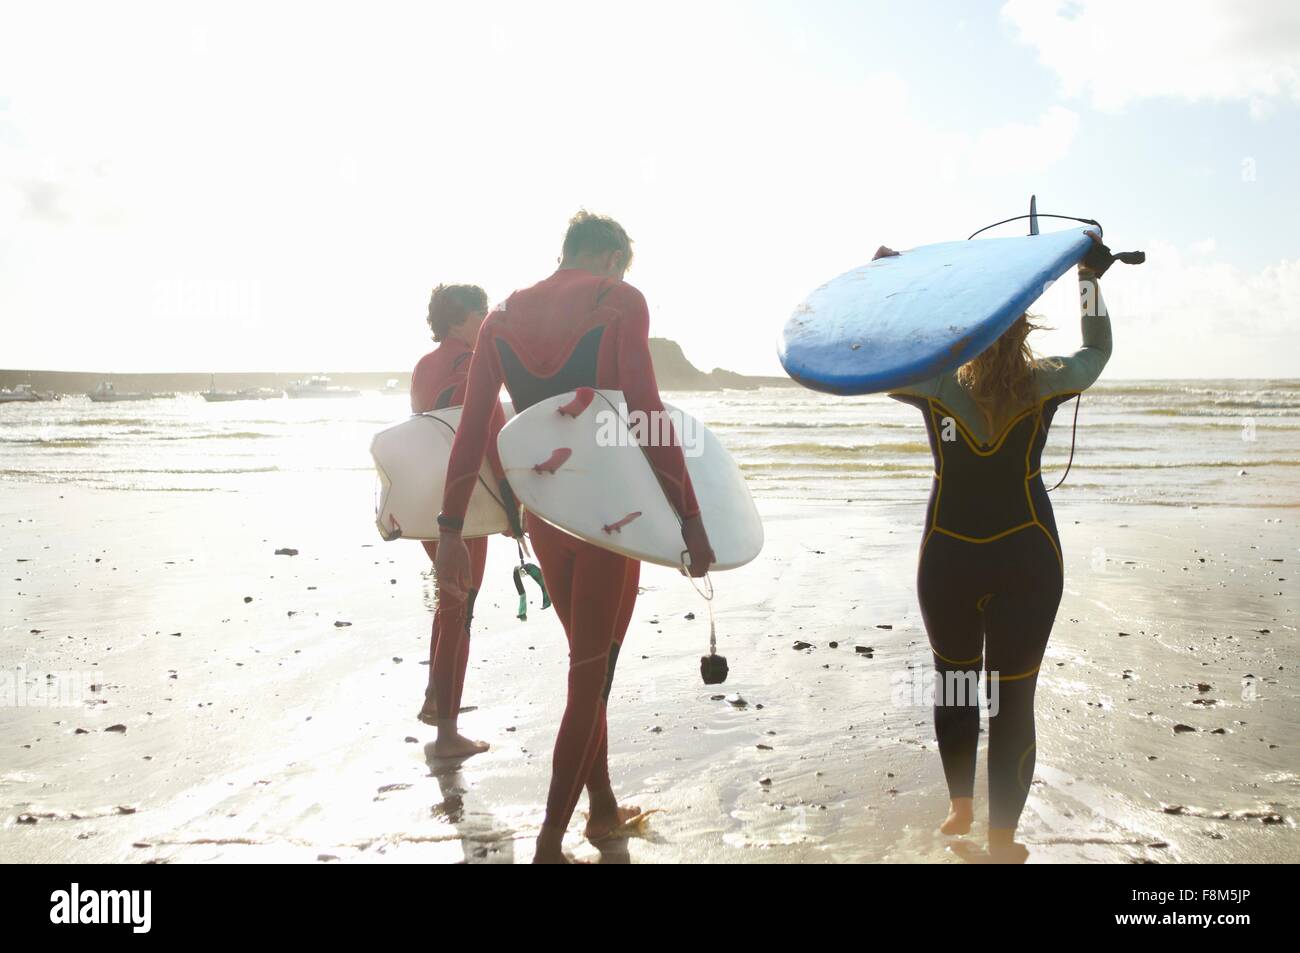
<box><xmin>1029</xmin><ymin>195</ymin><xmax>1039</xmax><ymax>235</ymax></box>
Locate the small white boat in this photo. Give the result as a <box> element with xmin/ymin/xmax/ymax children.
<box><xmin>200</xmin><ymin>381</ymin><xmax>283</xmax><ymax>402</ymax></box>
<box><xmin>286</xmin><ymin>375</ymin><xmax>360</xmax><ymax>399</ymax></box>
<box><xmin>0</xmin><ymin>384</ymin><xmax>59</xmax><ymax>403</ymax></box>
<box><xmin>87</xmin><ymin>382</ymin><xmax>175</xmax><ymax>402</ymax></box>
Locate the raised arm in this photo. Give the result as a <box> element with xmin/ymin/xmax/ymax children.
<box><xmin>1037</xmin><ymin>270</ymin><xmax>1112</xmax><ymax>398</ymax></box>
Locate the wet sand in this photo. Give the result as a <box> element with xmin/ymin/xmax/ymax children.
<box><xmin>1</xmin><ymin>481</ymin><xmax>1296</xmax><ymax>863</ymax></box>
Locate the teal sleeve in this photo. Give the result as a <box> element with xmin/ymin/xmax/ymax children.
<box><xmin>1036</xmin><ymin>275</ymin><xmax>1112</xmax><ymax>398</ymax></box>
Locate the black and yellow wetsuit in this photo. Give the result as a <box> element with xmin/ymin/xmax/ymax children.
<box><xmin>889</xmin><ymin>272</ymin><xmax>1111</xmax><ymax>830</ymax></box>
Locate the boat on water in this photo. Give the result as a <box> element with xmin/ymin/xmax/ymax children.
<box><xmin>201</xmin><ymin>387</ymin><xmax>284</xmax><ymax>402</ymax></box>
<box><xmin>200</xmin><ymin>376</ymin><xmax>283</xmax><ymax>402</ymax></box>
<box><xmin>0</xmin><ymin>384</ymin><xmax>60</xmax><ymax>403</ymax></box>
<box><xmin>285</xmin><ymin>375</ymin><xmax>360</xmax><ymax>399</ymax></box>
<box><xmin>86</xmin><ymin>382</ymin><xmax>175</xmax><ymax>402</ymax></box>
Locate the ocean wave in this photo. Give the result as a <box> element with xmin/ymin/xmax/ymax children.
<box><xmin>709</xmin><ymin>420</ymin><xmax>914</xmax><ymax>430</ymax></box>
<box><xmin>0</xmin><ymin>466</ymin><xmax>280</xmax><ymax>476</ymax></box>
<box><xmin>1072</xmin><ymin>458</ymin><xmax>1300</xmax><ymax>470</ymax></box>
<box><xmin>739</xmin><ymin>461</ymin><xmax>931</xmax><ymax>473</ymax></box>
<box><xmin>1133</xmin><ymin>407</ymin><xmax>1300</xmax><ymax>418</ymax></box>
<box><xmin>738</xmin><ymin>441</ymin><xmax>932</xmax><ymax>457</ymax></box>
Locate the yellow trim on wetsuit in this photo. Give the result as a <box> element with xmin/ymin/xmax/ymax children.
<box><xmin>944</xmin><ymin>404</ymin><xmax>1038</xmax><ymax>457</ymax></box>
<box><xmin>929</xmin><ymin>646</ymin><xmax>984</xmax><ymax>667</ymax></box>
<box><xmin>933</xmin><ymin>521</ymin><xmax>1039</xmax><ymax>545</ymax></box>
<box><xmin>1022</xmin><ymin>407</ymin><xmax>1064</xmax><ymax>571</ymax></box>
<box><xmin>988</xmin><ymin>664</ymin><xmax>1042</xmax><ymax>682</ymax></box>
<box><xmin>921</xmin><ymin>397</ymin><xmax>1064</xmax><ymax>572</ymax></box>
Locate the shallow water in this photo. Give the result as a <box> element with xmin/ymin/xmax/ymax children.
<box><xmin>3</xmin><ymin>380</ymin><xmax>1298</xmax><ymax>508</ymax></box>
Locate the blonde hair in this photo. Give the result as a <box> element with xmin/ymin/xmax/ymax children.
<box><xmin>956</xmin><ymin>314</ymin><xmax>1061</xmax><ymax>435</ymax></box>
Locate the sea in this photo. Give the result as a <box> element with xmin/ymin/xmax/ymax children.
<box><xmin>2</xmin><ymin>381</ymin><xmax>1299</xmax><ymax>510</ymax></box>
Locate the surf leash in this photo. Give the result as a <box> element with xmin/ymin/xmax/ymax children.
<box><xmin>513</xmin><ymin>537</ymin><xmax>549</xmax><ymax>621</ymax></box>
<box><xmin>683</xmin><ymin>558</ymin><xmax>727</xmax><ymax>685</ymax></box>
<box><xmin>1046</xmin><ymin>395</ymin><xmax>1081</xmax><ymax>493</ymax></box>
<box><xmin>967</xmin><ymin>212</ymin><xmax>1147</xmax><ymax>273</ymax></box>
<box><xmin>968</xmin><ymin>210</ymin><xmax>1145</xmax><ymax>493</ymax></box>
<box><xmin>967</xmin><ymin>212</ymin><xmax>1102</xmax><ymax>241</ymax></box>
<box><xmin>585</xmin><ymin>387</ymin><xmax>729</xmax><ymax>683</ymax></box>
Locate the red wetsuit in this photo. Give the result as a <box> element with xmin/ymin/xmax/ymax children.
<box><xmin>411</xmin><ymin>337</ymin><xmax>506</xmax><ymax>722</ymax></box>
<box><xmin>441</xmin><ymin>268</ymin><xmax>699</xmax><ymax>829</ymax></box>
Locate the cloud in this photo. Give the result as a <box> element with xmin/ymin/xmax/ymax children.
<box><xmin>964</xmin><ymin>105</ymin><xmax>1081</xmax><ymax>178</ymax></box>
<box><xmin>1026</xmin><ymin>242</ymin><xmax>1300</xmax><ymax>377</ymax></box>
<box><xmin>1003</xmin><ymin>0</ymin><xmax>1300</xmax><ymax>115</ymax></box>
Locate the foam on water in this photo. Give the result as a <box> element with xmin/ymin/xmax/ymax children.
<box><xmin>2</xmin><ymin>381</ymin><xmax>1298</xmax><ymax>507</ymax></box>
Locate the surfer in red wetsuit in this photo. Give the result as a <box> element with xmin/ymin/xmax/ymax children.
<box><xmin>435</xmin><ymin>211</ymin><xmax>714</xmax><ymax>862</ymax></box>
<box><xmin>411</xmin><ymin>283</ymin><xmax>508</xmax><ymax>759</ymax></box>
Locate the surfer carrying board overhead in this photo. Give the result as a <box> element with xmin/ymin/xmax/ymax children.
<box><xmin>435</xmin><ymin>210</ymin><xmax>714</xmax><ymax>863</ymax></box>
<box><xmin>411</xmin><ymin>283</ymin><xmax>510</xmax><ymax>757</ymax></box>
<box><xmin>881</xmin><ymin>230</ymin><xmax>1116</xmax><ymax>863</ymax></box>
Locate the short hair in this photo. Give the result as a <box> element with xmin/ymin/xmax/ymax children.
<box><xmin>561</xmin><ymin>209</ymin><xmax>634</xmax><ymax>268</ymax></box>
<box><xmin>426</xmin><ymin>283</ymin><xmax>488</xmax><ymax>342</ymax></box>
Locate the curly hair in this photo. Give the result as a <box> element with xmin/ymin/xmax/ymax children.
<box><xmin>956</xmin><ymin>314</ymin><xmax>1062</xmax><ymax>435</ymax></box>
<box><xmin>426</xmin><ymin>284</ymin><xmax>488</xmax><ymax>343</ymax></box>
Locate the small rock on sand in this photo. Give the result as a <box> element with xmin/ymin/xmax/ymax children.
<box><xmin>274</xmin><ymin>548</ymin><xmax>299</xmax><ymax>556</ymax></box>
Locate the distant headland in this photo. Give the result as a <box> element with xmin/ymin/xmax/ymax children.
<box><xmin>0</xmin><ymin>338</ymin><xmax>794</xmax><ymax>395</ymax></box>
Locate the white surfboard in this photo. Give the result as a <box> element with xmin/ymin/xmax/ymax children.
<box><xmin>370</xmin><ymin>408</ymin><xmax>513</xmax><ymax>541</ymax></box>
<box><xmin>496</xmin><ymin>388</ymin><xmax>763</xmax><ymax>571</ymax></box>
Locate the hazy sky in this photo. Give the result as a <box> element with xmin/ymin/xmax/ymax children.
<box><xmin>2</xmin><ymin>0</ymin><xmax>1297</xmax><ymax>377</ymax></box>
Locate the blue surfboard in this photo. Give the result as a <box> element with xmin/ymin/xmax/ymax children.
<box><xmin>778</xmin><ymin>226</ymin><xmax>1093</xmax><ymax>395</ymax></box>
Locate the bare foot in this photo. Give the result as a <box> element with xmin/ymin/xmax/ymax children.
<box><xmin>584</xmin><ymin>804</ymin><xmax>645</xmax><ymax>842</ymax></box>
<box><xmin>948</xmin><ymin>840</ymin><xmax>991</xmax><ymax>863</ymax></box>
<box><xmin>532</xmin><ymin>847</ymin><xmax>572</xmax><ymax>864</ymax></box>
<box><xmin>416</xmin><ymin>696</ymin><xmax>438</xmax><ymax>726</ymax></box>
<box><xmin>431</xmin><ymin>731</ymin><xmax>489</xmax><ymax>760</ymax></box>
<box><xmin>940</xmin><ymin>797</ymin><xmax>974</xmax><ymax>835</ymax></box>
<box><xmin>987</xmin><ymin>840</ymin><xmax>1029</xmax><ymax>864</ymax></box>
<box><xmin>533</xmin><ymin>825</ymin><xmax>577</xmax><ymax>864</ymax></box>
<box><xmin>987</xmin><ymin>827</ymin><xmax>1029</xmax><ymax>864</ymax></box>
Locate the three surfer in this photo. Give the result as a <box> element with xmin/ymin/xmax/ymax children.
<box><xmin>409</xmin><ymin>215</ymin><xmax>1120</xmax><ymax>865</ymax></box>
